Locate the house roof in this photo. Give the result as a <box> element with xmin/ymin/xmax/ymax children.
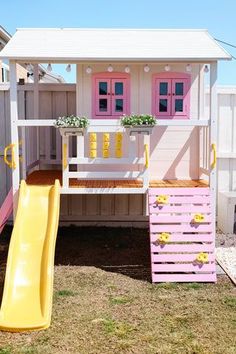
<box><xmin>0</xmin><ymin>26</ymin><xmax>11</xmax><ymax>49</ymax></box>
<box><xmin>0</xmin><ymin>28</ymin><xmax>231</xmax><ymax>62</ymax></box>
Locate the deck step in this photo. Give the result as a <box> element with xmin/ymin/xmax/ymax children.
<box><xmin>148</xmin><ymin>187</ymin><xmax>216</xmax><ymax>283</ymax></box>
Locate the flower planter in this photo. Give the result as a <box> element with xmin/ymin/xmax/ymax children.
<box><xmin>58</xmin><ymin>127</ymin><xmax>86</xmax><ymax>137</ymax></box>
<box><xmin>124</xmin><ymin>125</ymin><xmax>155</xmax><ymax>135</ymax></box>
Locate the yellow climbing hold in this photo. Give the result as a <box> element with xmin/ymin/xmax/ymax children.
<box><xmin>196</xmin><ymin>252</ymin><xmax>209</xmax><ymax>264</ymax></box>
<box><xmin>158</xmin><ymin>232</ymin><xmax>170</xmax><ymax>244</ymax></box>
<box><xmin>193</xmin><ymin>213</ymin><xmax>205</xmax><ymax>223</ymax></box>
<box><xmin>156</xmin><ymin>195</ymin><xmax>169</xmax><ymax>204</ymax></box>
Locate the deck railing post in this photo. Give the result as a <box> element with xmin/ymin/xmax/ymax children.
<box><xmin>9</xmin><ymin>60</ymin><xmax>20</xmax><ymax>219</ymax></box>
<box><xmin>209</xmin><ymin>61</ymin><xmax>218</xmax><ymax>233</ymax></box>
<box><xmin>62</xmin><ymin>136</ymin><xmax>69</xmax><ymax>188</ymax></box>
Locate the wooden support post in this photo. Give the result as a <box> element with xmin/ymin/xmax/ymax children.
<box><xmin>62</xmin><ymin>136</ymin><xmax>69</xmax><ymax>188</ymax></box>
<box><xmin>9</xmin><ymin>61</ymin><xmax>20</xmax><ymax>219</ymax></box>
<box><xmin>209</xmin><ymin>62</ymin><xmax>218</xmax><ymax>232</ymax></box>
<box><xmin>33</xmin><ymin>64</ymin><xmax>40</xmax><ymax>166</ymax></box>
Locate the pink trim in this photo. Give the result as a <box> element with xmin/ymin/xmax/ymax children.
<box><xmin>152</xmin><ymin>274</ymin><xmax>217</xmax><ymax>283</ymax></box>
<box><xmin>150</xmin><ymin>243</ymin><xmax>214</xmax><ymax>253</ymax></box>
<box><xmin>0</xmin><ymin>187</ymin><xmax>13</xmax><ymax>234</ymax></box>
<box><xmin>148</xmin><ymin>187</ymin><xmax>210</xmax><ymax>195</ymax></box>
<box><xmin>152</xmin><ymin>72</ymin><xmax>191</xmax><ymax>119</ymax></box>
<box><xmin>152</xmin><ymin>263</ymin><xmax>215</xmax><ymax>273</ymax></box>
<box><xmin>152</xmin><ymin>253</ymin><xmax>215</xmax><ymax>263</ymax></box>
<box><xmin>92</xmin><ymin>72</ymin><xmax>130</xmax><ymax>119</ymax></box>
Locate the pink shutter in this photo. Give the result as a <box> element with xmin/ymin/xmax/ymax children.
<box><xmin>155</xmin><ymin>79</ymin><xmax>172</xmax><ymax>117</ymax></box>
<box><xmin>111</xmin><ymin>79</ymin><xmax>127</xmax><ymax>116</ymax></box>
<box><xmin>95</xmin><ymin>79</ymin><xmax>111</xmax><ymax>116</ymax></box>
<box><xmin>171</xmin><ymin>79</ymin><xmax>190</xmax><ymax>118</ymax></box>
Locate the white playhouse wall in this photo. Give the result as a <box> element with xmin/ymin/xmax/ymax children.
<box><xmin>77</xmin><ymin>63</ymin><xmax>205</xmax><ymax>180</ymax></box>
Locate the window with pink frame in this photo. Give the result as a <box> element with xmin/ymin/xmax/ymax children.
<box><xmin>152</xmin><ymin>73</ymin><xmax>191</xmax><ymax>119</ymax></box>
<box><xmin>92</xmin><ymin>73</ymin><xmax>130</xmax><ymax>119</ymax></box>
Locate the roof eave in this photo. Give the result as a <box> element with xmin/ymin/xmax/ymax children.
<box><xmin>0</xmin><ymin>56</ymin><xmax>231</xmax><ymax>62</ymax></box>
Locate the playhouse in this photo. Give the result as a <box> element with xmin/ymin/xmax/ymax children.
<box><xmin>0</xmin><ymin>28</ymin><xmax>231</xmax><ymax>331</ymax></box>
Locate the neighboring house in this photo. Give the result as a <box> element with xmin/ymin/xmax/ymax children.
<box><xmin>0</xmin><ymin>25</ymin><xmax>65</xmax><ymax>83</ymax></box>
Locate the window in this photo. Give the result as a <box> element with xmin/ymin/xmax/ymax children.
<box><xmin>152</xmin><ymin>73</ymin><xmax>190</xmax><ymax>119</ymax></box>
<box><xmin>92</xmin><ymin>73</ymin><xmax>130</xmax><ymax>119</ymax></box>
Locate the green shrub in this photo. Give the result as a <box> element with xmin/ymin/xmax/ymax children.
<box><xmin>120</xmin><ymin>114</ymin><xmax>157</xmax><ymax>127</ymax></box>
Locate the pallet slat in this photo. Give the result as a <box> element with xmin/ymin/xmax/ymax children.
<box><xmin>151</xmin><ymin>253</ymin><xmax>215</xmax><ymax>263</ymax></box>
<box><xmin>149</xmin><ymin>214</ymin><xmax>212</xmax><ymax>223</ymax></box>
<box><xmin>151</xmin><ymin>243</ymin><xmax>214</xmax><ymax>253</ymax></box>
<box><xmin>150</xmin><ymin>233</ymin><xmax>214</xmax><ymax>242</ymax></box>
<box><xmin>148</xmin><ymin>187</ymin><xmax>210</xmax><ymax>196</ymax></box>
<box><xmin>152</xmin><ymin>273</ymin><xmax>217</xmax><ymax>283</ymax></box>
<box><xmin>152</xmin><ymin>263</ymin><xmax>215</xmax><ymax>273</ymax></box>
<box><xmin>149</xmin><ymin>205</ymin><xmax>211</xmax><ymax>213</ymax></box>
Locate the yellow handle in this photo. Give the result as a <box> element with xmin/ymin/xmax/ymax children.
<box><xmin>4</xmin><ymin>143</ymin><xmax>16</xmax><ymax>169</ymax></box>
<box><xmin>63</xmin><ymin>143</ymin><xmax>68</xmax><ymax>170</ymax></box>
<box><xmin>211</xmin><ymin>143</ymin><xmax>217</xmax><ymax>169</ymax></box>
<box><xmin>144</xmin><ymin>144</ymin><xmax>149</xmax><ymax>168</ymax></box>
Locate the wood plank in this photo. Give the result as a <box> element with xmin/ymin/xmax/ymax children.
<box><xmin>149</xmin><ymin>214</ymin><xmax>212</xmax><ymax>223</ymax></box>
<box><xmin>148</xmin><ymin>187</ymin><xmax>210</xmax><ymax>195</ymax></box>
<box><xmin>152</xmin><ymin>273</ymin><xmax>216</xmax><ymax>283</ymax></box>
<box><xmin>151</xmin><ymin>243</ymin><xmax>214</xmax><ymax>253</ymax></box>
<box><xmin>150</xmin><ymin>233</ymin><xmax>214</xmax><ymax>243</ymax></box>
<box><xmin>149</xmin><ymin>204</ymin><xmax>211</xmax><ymax>213</ymax></box>
<box><xmin>149</xmin><ymin>195</ymin><xmax>211</xmax><ymax>204</ymax></box>
<box><xmin>151</xmin><ymin>253</ymin><xmax>215</xmax><ymax>263</ymax></box>
<box><xmin>152</xmin><ymin>263</ymin><xmax>215</xmax><ymax>273</ymax></box>
<box><xmin>150</xmin><ymin>224</ymin><xmax>213</xmax><ymax>233</ymax></box>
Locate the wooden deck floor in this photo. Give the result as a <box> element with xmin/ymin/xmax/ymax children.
<box><xmin>26</xmin><ymin>170</ymin><xmax>209</xmax><ymax>188</ymax></box>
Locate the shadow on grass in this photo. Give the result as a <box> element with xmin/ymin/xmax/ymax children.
<box><xmin>0</xmin><ymin>225</ymin><xmax>151</xmax><ymax>298</ymax></box>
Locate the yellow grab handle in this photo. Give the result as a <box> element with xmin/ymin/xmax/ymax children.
<box><xmin>63</xmin><ymin>143</ymin><xmax>68</xmax><ymax>170</ymax></box>
<box><xmin>144</xmin><ymin>144</ymin><xmax>149</xmax><ymax>168</ymax></box>
<box><xmin>4</xmin><ymin>143</ymin><xmax>16</xmax><ymax>169</ymax></box>
<box><xmin>211</xmin><ymin>143</ymin><xmax>217</xmax><ymax>169</ymax></box>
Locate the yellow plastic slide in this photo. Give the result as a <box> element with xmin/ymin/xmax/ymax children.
<box><xmin>0</xmin><ymin>180</ymin><xmax>60</xmax><ymax>332</ymax></box>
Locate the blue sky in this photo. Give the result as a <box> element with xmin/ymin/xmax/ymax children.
<box><xmin>1</xmin><ymin>0</ymin><xmax>236</xmax><ymax>84</ymax></box>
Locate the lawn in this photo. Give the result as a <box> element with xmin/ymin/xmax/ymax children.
<box><xmin>0</xmin><ymin>227</ymin><xmax>235</xmax><ymax>354</ymax></box>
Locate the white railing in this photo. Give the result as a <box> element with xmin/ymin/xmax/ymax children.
<box><xmin>61</xmin><ymin>127</ymin><xmax>150</xmax><ymax>193</ymax></box>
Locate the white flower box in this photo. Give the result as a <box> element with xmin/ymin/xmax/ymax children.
<box><xmin>58</xmin><ymin>127</ymin><xmax>86</xmax><ymax>137</ymax></box>
<box><xmin>124</xmin><ymin>125</ymin><xmax>155</xmax><ymax>135</ymax></box>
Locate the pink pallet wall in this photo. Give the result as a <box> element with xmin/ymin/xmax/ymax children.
<box><xmin>148</xmin><ymin>187</ymin><xmax>216</xmax><ymax>283</ymax></box>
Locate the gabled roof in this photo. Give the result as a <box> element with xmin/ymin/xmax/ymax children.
<box><xmin>0</xmin><ymin>28</ymin><xmax>231</xmax><ymax>62</ymax></box>
<box><xmin>0</xmin><ymin>26</ymin><xmax>11</xmax><ymax>49</ymax></box>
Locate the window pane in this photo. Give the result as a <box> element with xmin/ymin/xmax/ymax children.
<box><xmin>159</xmin><ymin>99</ymin><xmax>168</xmax><ymax>112</ymax></box>
<box><xmin>175</xmin><ymin>82</ymin><xmax>184</xmax><ymax>96</ymax></box>
<box><xmin>99</xmin><ymin>82</ymin><xmax>108</xmax><ymax>95</ymax></box>
<box><xmin>175</xmin><ymin>99</ymin><xmax>183</xmax><ymax>112</ymax></box>
<box><xmin>115</xmin><ymin>82</ymin><xmax>123</xmax><ymax>95</ymax></box>
<box><xmin>99</xmin><ymin>99</ymin><xmax>108</xmax><ymax>111</ymax></box>
<box><xmin>115</xmin><ymin>99</ymin><xmax>123</xmax><ymax>112</ymax></box>
<box><xmin>159</xmin><ymin>82</ymin><xmax>168</xmax><ymax>95</ymax></box>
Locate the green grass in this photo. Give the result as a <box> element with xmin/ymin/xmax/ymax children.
<box><xmin>55</xmin><ymin>289</ymin><xmax>76</xmax><ymax>297</ymax></box>
<box><xmin>223</xmin><ymin>296</ymin><xmax>236</xmax><ymax>308</ymax></box>
<box><xmin>102</xmin><ymin>318</ymin><xmax>136</xmax><ymax>338</ymax></box>
<box><xmin>109</xmin><ymin>296</ymin><xmax>133</xmax><ymax>305</ymax></box>
<box><xmin>0</xmin><ymin>348</ymin><xmax>12</xmax><ymax>354</ymax></box>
